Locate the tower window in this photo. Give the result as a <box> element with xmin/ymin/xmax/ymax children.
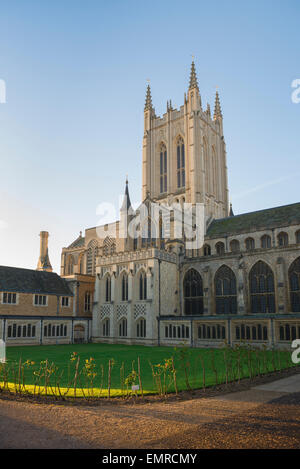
<box><xmin>176</xmin><ymin>137</ymin><xmax>185</xmax><ymax>188</ymax></box>
<box><xmin>159</xmin><ymin>143</ymin><xmax>167</xmax><ymax>193</ymax></box>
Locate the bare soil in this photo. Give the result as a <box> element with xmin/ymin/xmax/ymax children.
<box><xmin>0</xmin><ymin>368</ymin><xmax>299</xmax><ymax>449</ymax></box>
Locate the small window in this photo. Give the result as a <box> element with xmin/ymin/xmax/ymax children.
<box><xmin>278</xmin><ymin>232</ymin><xmax>288</xmax><ymax>247</ymax></box>
<box><xmin>84</xmin><ymin>292</ymin><xmax>91</xmax><ymax>312</ymax></box>
<box><xmin>230</xmin><ymin>240</ymin><xmax>240</xmax><ymax>253</ymax></box>
<box><xmin>245</xmin><ymin>237</ymin><xmax>255</xmax><ymax>251</ymax></box>
<box><xmin>34</xmin><ymin>295</ymin><xmax>47</xmax><ymax>306</ymax></box>
<box><xmin>61</xmin><ymin>297</ymin><xmax>70</xmax><ymax>307</ymax></box>
<box><xmin>216</xmin><ymin>242</ymin><xmax>225</xmax><ymax>255</ymax></box>
<box><xmin>261</xmin><ymin>234</ymin><xmax>271</xmax><ymax>249</ymax></box>
<box><xmin>2</xmin><ymin>292</ymin><xmax>17</xmax><ymax>304</ymax></box>
<box><xmin>203</xmin><ymin>244</ymin><xmax>211</xmax><ymax>256</ymax></box>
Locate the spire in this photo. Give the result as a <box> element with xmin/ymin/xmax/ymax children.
<box><xmin>213</xmin><ymin>90</ymin><xmax>222</xmax><ymax>120</ymax></box>
<box><xmin>229</xmin><ymin>203</ymin><xmax>234</xmax><ymax>217</ymax></box>
<box><xmin>144</xmin><ymin>84</ymin><xmax>153</xmax><ymax>111</ymax></box>
<box><xmin>121</xmin><ymin>176</ymin><xmax>132</xmax><ymax>212</ymax></box>
<box><xmin>189</xmin><ymin>60</ymin><xmax>199</xmax><ymax>91</ymax></box>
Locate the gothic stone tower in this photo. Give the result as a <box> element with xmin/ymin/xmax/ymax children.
<box><xmin>142</xmin><ymin>61</ymin><xmax>229</xmax><ymax>226</ymax></box>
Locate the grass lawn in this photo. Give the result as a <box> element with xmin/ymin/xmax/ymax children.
<box><xmin>2</xmin><ymin>342</ymin><xmax>297</xmax><ymax>397</ymax></box>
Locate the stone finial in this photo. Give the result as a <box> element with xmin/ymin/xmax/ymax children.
<box><xmin>144</xmin><ymin>84</ymin><xmax>153</xmax><ymax>111</ymax></box>
<box><xmin>189</xmin><ymin>60</ymin><xmax>199</xmax><ymax>91</ymax></box>
<box><xmin>213</xmin><ymin>90</ymin><xmax>223</xmax><ymax>120</ymax></box>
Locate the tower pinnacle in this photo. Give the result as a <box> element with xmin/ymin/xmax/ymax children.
<box><xmin>144</xmin><ymin>84</ymin><xmax>153</xmax><ymax>111</ymax></box>
<box><xmin>213</xmin><ymin>90</ymin><xmax>223</xmax><ymax>120</ymax></box>
<box><xmin>189</xmin><ymin>60</ymin><xmax>199</xmax><ymax>91</ymax></box>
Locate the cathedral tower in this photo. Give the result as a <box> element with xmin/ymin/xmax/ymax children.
<box><xmin>142</xmin><ymin>62</ymin><xmax>229</xmax><ymax>225</ymax></box>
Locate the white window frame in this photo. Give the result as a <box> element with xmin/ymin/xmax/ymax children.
<box><xmin>33</xmin><ymin>294</ymin><xmax>48</xmax><ymax>307</ymax></box>
<box><xmin>2</xmin><ymin>292</ymin><xmax>18</xmax><ymax>305</ymax></box>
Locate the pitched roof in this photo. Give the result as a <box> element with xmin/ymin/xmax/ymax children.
<box><xmin>0</xmin><ymin>266</ymin><xmax>73</xmax><ymax>296</ymax></box>
<box><xmin>206</xmin><ymin>202</ymin><xmax>300</xmax><ymax>239</ymax></box>
<box><xmin>68</xmin><ymin>235</ymin><xmax>85</xmax><ymax>249</ymax></box>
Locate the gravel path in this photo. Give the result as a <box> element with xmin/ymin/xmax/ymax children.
<box><xmin>0</xmin><ymin>384</ymin><xmax>299</xmax><ymax>449</ymax></box>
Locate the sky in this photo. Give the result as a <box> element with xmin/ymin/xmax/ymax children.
<box><xmin>0</xmin><ymin>0</ymin><xmax>299</xmax><ymax>273</ymax></box>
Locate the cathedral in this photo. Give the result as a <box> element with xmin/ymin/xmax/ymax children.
<box><xmin>60</xmin><ymin>61</ymin><xmax>300</xmax><ymax>349</ymax></box>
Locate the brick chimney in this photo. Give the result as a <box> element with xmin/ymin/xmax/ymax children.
<box><xmin>37</xmin><ymin>231</ymin><xmax>53</xmax><ymax>272</ymax></box>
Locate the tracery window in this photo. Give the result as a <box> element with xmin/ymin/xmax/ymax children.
<box><xmin>249</xmin><ymin>261</ymin><xmax>275</xmax><ymax>313</ymax></box>
<box><xmin>159</xmin><ymin>143</ymin><xmax>167</xmax><ymax>193</ymax></box>
<box><xmin>136</xmin><ymin>318</ymin><xmax>146</xmax><ymax>338</ymax></box>
<box><xmin>176</xmin><ymin>137</ymin><xmax>185</xmax><ymax>188</ymax></box>
<box><xmin>183</xmin><ymin>269</ymin><xmax>203</xmax><ymax>315</ymax></box>
<box><xmin>86</xmin><ymin>240</ymin><xmax>98</xmax><ymax>275</ymax></box>
<box><xmin>103</xmin><ymin>318</ymin><xmax>110</xmax><ymax>337</ymax></box>
<box><xmin>141</xmin><ymin>218</ymin><xmax>156</xmax><ymax>248</ymax></box>
<box><xmin>121</xmin><ymin>273</ymin><xmax>128</xmax><ymax>301</ymax></box>
<box><xmin>119</xmin><ymin>318</ymin><xmax>127</xmax><ymax>337</ymax></box>
<box><xmin>289</xmin><ymin>257</ymin><xmax>300</xmax><ymax>312</ymax></box>
<box><xmin>139</xmin><ymin>271</ymin><xmax>147</xmax><ymax>300</ymax></box>
<box><xmin>215</xmin><ymin>265</ymin><xmax>237</xmax><ymax>314</ymax></box>
<box><xmin>103</xmin><ymin>237</ymin><xmax>116</xmax><ymax>256</ymax></box>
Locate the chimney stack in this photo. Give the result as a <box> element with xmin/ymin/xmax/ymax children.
<box><xmin>37</xmin><ymin>231</ymin><xmax>53</xmax><ymax>272</ymax></box>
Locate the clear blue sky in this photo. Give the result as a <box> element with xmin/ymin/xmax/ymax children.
<box><xmin>0</xmin><ymin>0</ymin><xmax>299</xmax><ymax>273</ymax></box>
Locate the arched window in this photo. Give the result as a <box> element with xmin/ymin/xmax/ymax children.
<box><xmin>203</xmin><ymin>244</ymin><xmax>211</xmax><ymax>256</ymax></box>
<box><xmin>278</xmin><ymin>232</ymin><xmax>288</xmax><ymax>247</ymax></box>
<box><xmin>215</xmin><ymin>265</ymin><xmax>237</xmax><ymax>314</ymax></box>
<box><xmin>245</xmin><ymin>237</ymin><xmax>255</xmax><ymax>251</ymax></box>
<box><xmin>261</xmin><ymin>234</ymin><xmax>271</xmax><ymax>249</ymax></box>
<box><xmin>249</xmin><ymin>261</ymin><xmax>275</xmax><ymax>313</ymax></box>
<box><xmin>105</xmin><ymin>276</ymin><xmax>111</xmax><ymax>302</ymax></box>
<box><xmin>84</xmin><ymin>292</ymin><xmax>91</xmax><ymax>312</ymax></box>
<box><xmin>159</xmin><ymin>143</ymin><xmax>167</xmax><ymax>193</ymax></box>
<box><xmin>176</xmin><ymin>137</ymin><xmax>185</xmax><ymax>188</ymax></box>
<box><xmin>119</xmin><ymin>318</ymin><xmax>127</xmax><ymax>337</ymax></box>
<box><xmin>230</xmin><ymin>240</ymin><xmax>240</xmax><ymax>253</ymax></box>
<box><xmin>289</xmin><ymin>257</ymin><xmax>300</xmax><ymax>312</ymax></box>
<box><xmin>139</xmin><ymin>271</ymin><xmax>147</xmax><ymax>300</ymax></box>
<box><xmin>121</xmin><ymin>273</ymin><xmax>128</xmax><ymax>301</ymax></box>
<box><xmin>86</xmin><ymin>240</ymin><xmax>98</xmax><ymax>275</ymax></box>
<box><xmin>296</xmin><ymin>230</ymin><xmax>300</xmax><ymax>244</ymax></box>
<box><xmin>141</xmin><ymin>217</ymin><xmax>157</xmax><ymax>248</ymax></box>
<box><xmin>66</xmin><ymin>256</ymin><xmax>74</xmax><ymax>275</ymax></box>
<box><xmin>103</xmin><ymin>236</ymin><xmax>116</xmax><ymax>256</ymax></box>
<box><xmin>216</xmin><ymin>242</ymin><xmax>225</xmax><ymax>255</ymax></box>
<box><xmin>183</xmin><ymin>269</ymin><xmax>204</xmax><ymax>315</ymax></box>
<box><xmin>137</xmin><ymin>318</ymin><xmax>146</xmax><ymax>338</ymax></box>
<box><xmin>103</xmin><ymin>318</ymin><xmax>110</xmax><ymax>337</ymax></box>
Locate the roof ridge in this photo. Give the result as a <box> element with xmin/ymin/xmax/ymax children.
<box><xmin>211</xmin><ymin>201</ymin><xmax>300</xmax><ymax>224</ymax></box>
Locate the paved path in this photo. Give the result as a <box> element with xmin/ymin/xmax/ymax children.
<box><xmin>0</xmin><ymin>374</ymin><xmax>299</xmax><ymax>449</ymax></box>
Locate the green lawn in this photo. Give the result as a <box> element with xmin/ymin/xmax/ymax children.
<box><xmin>1</xmin><ymin>342</ymin><xmax>297</xmax><ymax>397</ymax></box>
